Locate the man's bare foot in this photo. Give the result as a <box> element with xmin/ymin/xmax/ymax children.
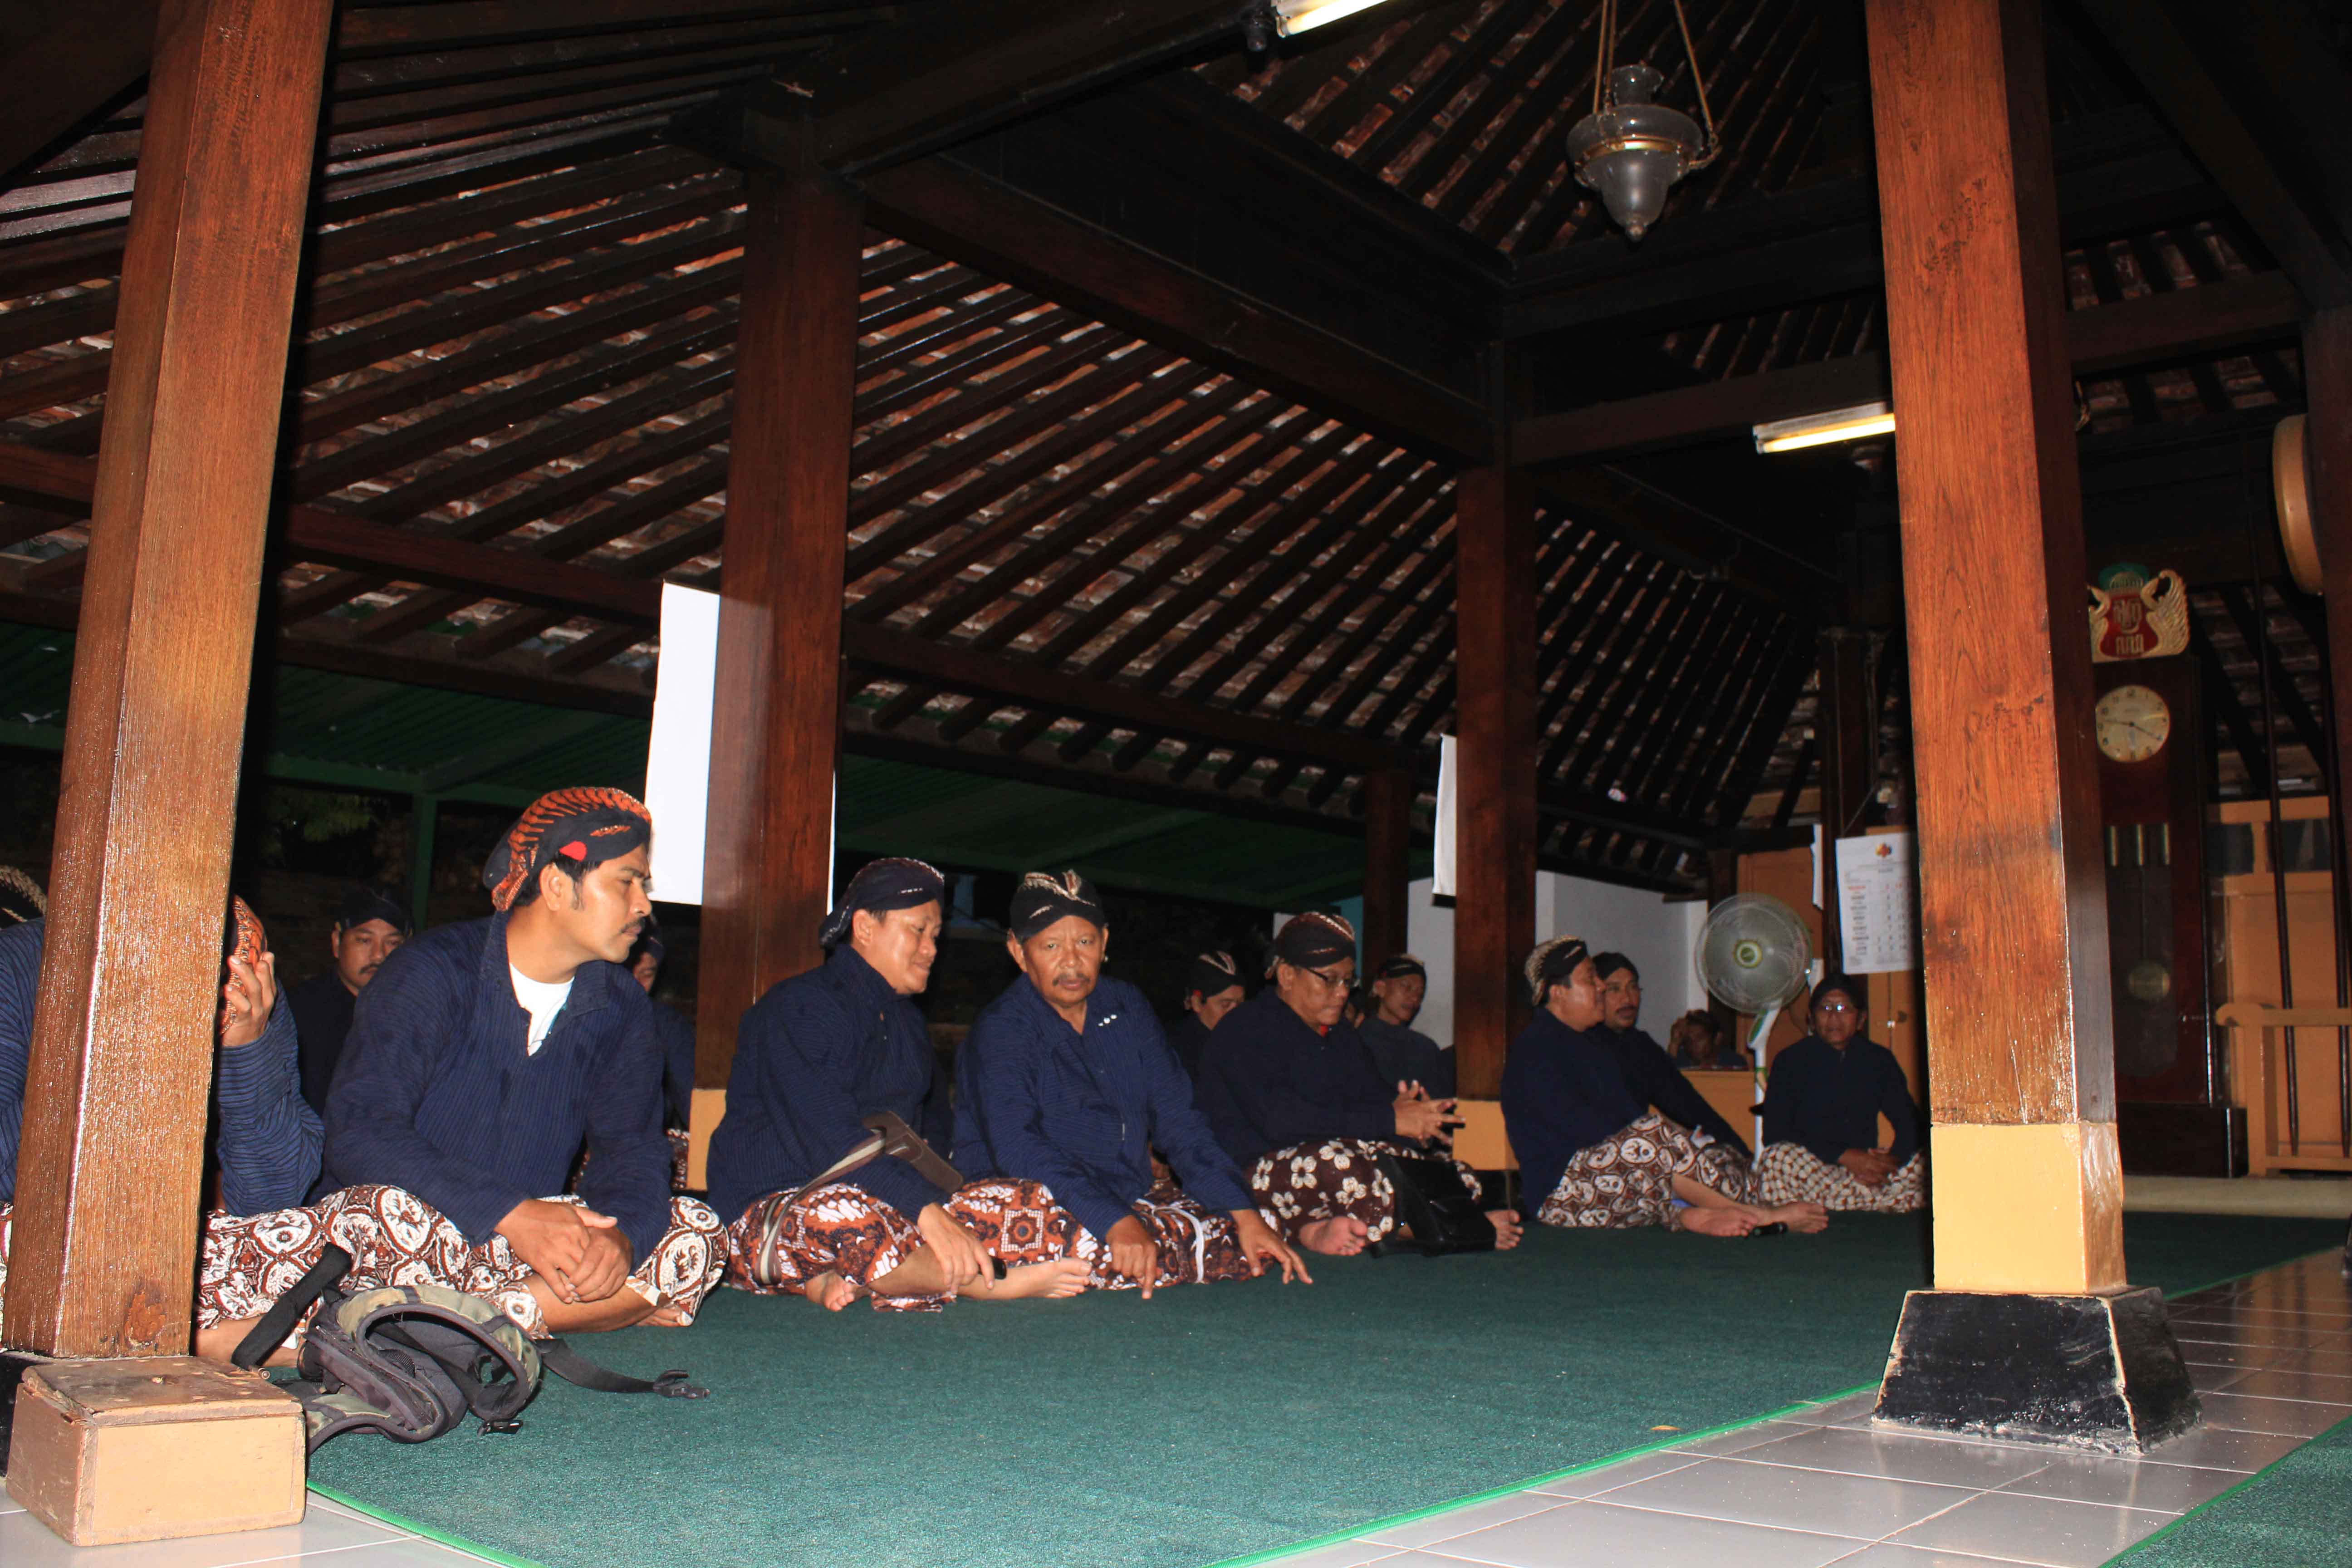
<box><xmin>798</xmin><ymin>1271</ymin><xmax>861</xmax><ymax>1312</ymax></box>
<box><xmin>1766</xmin><ymin>1201</ymin><xmax>1831</xmax><ymax>1234</ymax></box>
<box><xmin>194</xmin><ymin>1318</ymin><xmax>297</xmax><ymax>1367</ymax></box>
<box><xmin>1487</xmin><ymin>1209</ymin><xmax>1524</xmax><ymax>1250</ymax></box>
<box><xmin>964</xmin><ymin>1259</ymin><xmax>1091</xmax><ymax>1300</ymax></box>
<box><xmin>1680</xmin><ymin>1206</ymin><xmax>1757</xmax><ymax>1237</ymax></box>
<box><xmin>1297</xmin><ymin>1215</ymin><xmax>1371</xmax><ymax>1255</ymax></box>
<box><xmin>642</xmin><ymin>1301</ymin><xmax>692</xmax><ymax>1327</ymax></box>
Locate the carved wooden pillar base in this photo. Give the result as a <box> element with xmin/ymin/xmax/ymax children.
<box><xmin>1875</xmin><ymin>1287</ymin><xmax>2200</xmax><ymax>1453</ymax></box>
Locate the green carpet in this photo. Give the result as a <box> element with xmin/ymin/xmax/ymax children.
<box><xmin>307</xmin><ymin>1214</ymin><xmax>2341</xmax><ymax>1568</ymax></box>
<box><xmin>2115</xmin><ymin>1412</ymin><xmax>2352</xmax><ymax>1566</ymax></box>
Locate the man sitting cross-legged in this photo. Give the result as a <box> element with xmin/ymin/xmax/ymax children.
<box><xmin>1589</xmin><ymin>951</ymin><xmax>1752</xmax><ymax>1158</ymax></box>
<box><xmin>2</xmin><ymin>879</ymin><xmax>321</xmax><ymax>1321</ymax></box>
<box><xmin>1756</xmin><ymin>974</ymin><xmax>1924</xmax><ymax>1213</ymax></box>
<box><xmin>195</xmin><ymin>790</ymin><xmax>725</xmax><ymax>1361</ymax></box>
<box><xmin>1196</xmin><ymin>911</ymin><xmax>1523</xmax><ymax>1257</ymax></box>
<box><xmin>955</xmin><ymin>871</ymin><xmax>1307</xmax><ymax>1298</ymax></box>
<box><xmin>707</xmin><ymin>858</ymin><xmax>1097</xmax><ymax>1311</ymax></box>
<box><xmin>1502</xmin><ymin>936</ymin><xmax>1826</xmax><ymax>1238</ymax></box>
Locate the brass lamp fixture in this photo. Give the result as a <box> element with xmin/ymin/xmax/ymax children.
<box><xmin>1563</xmin><ymin>0</ymin><xmax>1719</xmax><ymax>241</ymax></box>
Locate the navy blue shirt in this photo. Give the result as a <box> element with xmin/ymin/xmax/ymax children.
<box><xmin>1361</xmin><ymin>1015</ymin><xmax>1455</xmax><ymax>1099</ymax></box>
<box><xmin>321</xmin><ymin>913</ymin><xmax>672</xmax><ymax>1263</ymax></box>
<box><xmin>650</xmin><ymin>998</ymin><xmax>697</xmax><ymax>1130</ymax></box>
<box><xmin>1195</xmin><ymin>987</ymin><xmax>1396</xmax><ymax>1167</ymax></box>
<box><xmin>1761</xmin><ymin>1034</ymin><xmax>1921</xmax><ymax>1167</ymax></box>
<box><xmin>706</xmin><ymin>945</ymin><xmax>951</xmax><ymax>1226</ymax></box>
<box><xmin>2</xmin><ymin>917</ymin><xmax>321</xmax><ymax>1214</ymax></box>
<box><xmin>1499</xmin><ymin>1009</ymin><xmax>1647</xmax><ymax>1220</ymax></box>
<box><xmin>1597</xmin><ymin>1024</ymin><xmax>1751</xmax><ymax>1158</ymax></box>
<box><xmin>1164</xmin><ymin>1011</ymin><xmax>1212</xmax><ymax>1079</ymax></box>
<box><xmin>956</xmin><ymin>975</ymin><xmax>1253</xmax><ymax>1241</ymax></box>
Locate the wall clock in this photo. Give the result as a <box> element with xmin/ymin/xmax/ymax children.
<box><xmin>2095</xmin><ymin>683</ymin><xmax>2171</xmax><ymax>764</ymax></box>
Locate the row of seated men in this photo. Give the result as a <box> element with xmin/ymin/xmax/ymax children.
<box><xmin>0</xmin><ymin>785</ymin><xmax>1924</xmax><ymax>1349</ymax></box>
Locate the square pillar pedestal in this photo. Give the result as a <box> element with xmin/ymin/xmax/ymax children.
<box><xmin>5</xmin><ymin>1356</ymin><xmax>306</xmax><ymax>1545</ymax></box>
<box><xmin>1875</xmin><ymin>1286</ymin><xmax>2200</xmax><ymax>1452</ymax></box>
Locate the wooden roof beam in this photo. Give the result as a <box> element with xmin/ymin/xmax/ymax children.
<box><xmin>0</xmin><ymin>0</ymin><xmax>152</xmax><ymax>181</ymax></box>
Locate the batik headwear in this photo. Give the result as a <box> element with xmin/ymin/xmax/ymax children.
<box><xmin>1374</xmin><ymin>953</ymin><xmax>1426</xmax><ymax>982</ymax></box>
<box><xmin>481</xmin><ymin>787</ymin><xmax>652</xmax><ymax>912</ymax></box>
<box><xmin>1273</xmin><ymin>911</ymin><xmax>1357</xmax><ymax>970</ymax></box>
<box><xmin>1007</xmin><ymin>869</ymin><xmax>1105</xmax><ymax>942</ymax></box>
<box><xmin>335</xmin><ymin>882</ymin><xmax>412</xmax><ymax>937</ymax></box>
<box><xmin>0</xmin><ymin>865</ymin><xmax>45</xmax><ymax>927</ymax></box>
<box><xmin>1186</xmin><ymin>950</ymin><xmax>1242</xmax><ymax>998</ymax></box>
<box><xmin>1523</xmin><ymin>935</ymin><xmax>1591</xmax><ymax>1005</ymax></box>
<box><xmin>818</xmin><ymin>857</ymin><xmax>945</xmax><ymax>950</ymax></box>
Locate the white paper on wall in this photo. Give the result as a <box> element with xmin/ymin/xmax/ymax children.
<box><xmin>1432</xmin><ymin>735</ymin><xmax>1458</xmax><ymax>898</ymax></box>
<box><xmin>1836</xmin><ymin>831</ymin><xmax>1917</xmax><ymax>974</ymax></box>
<box><xmin>643</xmin><ymin>583</ymin><xmax>720</xmax><ymax>906</ymax></box>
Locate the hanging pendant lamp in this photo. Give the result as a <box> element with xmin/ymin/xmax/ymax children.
<box><xmin>1563</xmin><ymin>0</ymin><xmax>1719</xmax><ymax>241</ymax></box>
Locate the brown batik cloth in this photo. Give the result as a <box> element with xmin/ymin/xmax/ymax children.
<box><xmin>1756</xmin><ymin>1142</ymin><xmax>1925</xmax><ymax>1212</ymax></box>
<box><xmin>196</xmin><ymin>1184</ymin><xmax>725</xmax><ymax>1343</ymax></box>
<box><xmin>1537</xmin><ymin>1112</ymin><xmax>1755</xmax><ymax>1230</ymax></box>
<box><xmin>727</xmin><ymin>1175</ymin><xmax>1252</xmax><ymax>1312</ymax></box>
<box><xmin>1247</xmin><ymin>1137</ymin><xmax>1484</xmax><ymax>1245</ymax></box>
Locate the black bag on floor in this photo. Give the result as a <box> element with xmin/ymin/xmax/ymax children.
<box><xmin>1367</xmin><ymin>1149</ymin><xmax>1497</xmax><ymax>1257</ymax></box>
<box><xmin>233</xmin><ymin>1246</ymin><xmax>704</xmax><ymax>1451</ymax></box>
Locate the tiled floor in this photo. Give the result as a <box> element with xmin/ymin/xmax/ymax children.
<box><xmin>5</xmin><ymin>1250</ymin><xmax>2346</xmax><ymax>1567</ymax></box>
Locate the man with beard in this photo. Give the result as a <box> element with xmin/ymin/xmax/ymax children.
<box><xmin>1164</xmin><ymin>949</ymin><xmax>1245</xmax><ymax>1079</ymax></box>
<box><xmin>194</xmin><ymin>789</ymin><xmax>725</xmax><ymax>1362</ymax></box>
<box><xmin>1358</xmin><ymin>954</ymin><xmax>1452</xmax><ymax>1099</ymax></box>
<box><xmin>954</xmin><ymin>872</ymin><xmax>1306</xmax><ymax>1297</ymax></box>
<box><xmin>289</xmin><ymin>883</ymin><xmax>410</xmax><ymax>1113</ymax></box>
<box><xmin>1196</xmin><ymin>912</ymin><xmax>1522</xmax><ymax>1257</ymax></box>
<box><xmin>708</xmin><ymin>858</ymin><xmax>1096</xmax><ymax>1311</ymax></box>
<box><xmin>1503</xmin><ymin>937</ymin><xmax>1824</xmax><ymax>1238</ymax></box>
<box><xmin>1588</xmin><ymin>952</ymin><xmax>1751</xmax><ymax>1158</ymax></box>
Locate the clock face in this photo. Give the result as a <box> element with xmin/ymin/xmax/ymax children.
<box><xmin>2096</xmin><ymin>684</ymin><xmax>2171</xmax><ymax>763</ymax></box>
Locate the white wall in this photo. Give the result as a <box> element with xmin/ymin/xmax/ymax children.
<box><xmin>1369</xmin><ymin>873</ymin><xmax>1705</xmax><ymax>1048</ymax></box>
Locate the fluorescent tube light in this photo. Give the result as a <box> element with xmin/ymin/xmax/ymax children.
<box><xmin>1753</xmin><ymin>401</ymin><xmax>1896</xmax><ymax>454</ymax></box>
<box><xmin>1275</xmin><ymin>0</ymin><xmax>1392</xmax><ymax>36</ymax></box>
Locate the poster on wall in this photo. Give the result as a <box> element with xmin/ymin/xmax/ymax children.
<box><xmin>1432</xmin><ymin>735</ymin><xmax>1458</xmax><ymax>898</ymax></box>
<box><xmin>1837</xmin><ymin>831</ymin><xmax>1917</xmax><ymax>975</ymax></box>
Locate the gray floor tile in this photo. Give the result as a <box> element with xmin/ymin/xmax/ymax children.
<box><xmin>1409</xmin><ymin>1500</ymin><xmax>1862</xmax><ymax>1568</ymax></box>
<box><xmin>298</xmin><ymin>1498</ymin><xmax>408</xmax><ymax>1532</ymax></box>
<box><xmin>2173</xmin><ymin>1303</ymin><xmax>2352</xmax><ymax>1326</ymax></box>
<box><xmin>2135</xmin><ymin>1422</ymin><xmax>2307</xmax><ymax>1472</ymax></box>
<box><xmin>1727</xmin><ymin>1424</ymin><xmax>2056</xmax><ymax>1490</ymax></box>
<box><xmin>2171</xmin><ymin>1339</ymin><xmax>2279</xmax><ymax>1369</ymax></box>
<box><xmin>2220</xmin><ymin>1365</ymin><xmax>2352</xmax><ymax>1403</ymax></box>
<box><xmin>0</xmin><ymin>1504</ymin><xmax>405</xmax><ymax>1568</ymax></box>
<box><xmin>1821</xmin><ymin>1548</ymin><xmax>2054</xmax><ymax>1568</ymax></box>
<box><xmin>1802</xmin><ymin>1392</ymin><xmax>1882</xmax><ymax>1422</ymax></box>
<box><xmin>2192</xmin><ymin>1390</ymin><xmax>2352</xmax><ymax>1437</ymax></box>
<box><xmin>2264</xmin><ymin>1346</ymin><xmax>2352</xmax><ymax>1376</ymax></box>
<box><xmin>2184</xmin><ymin>1363</ymin><xmax>2244</xmax><ymax>1393</ymax></box>
<box><xmin>1886</xmin><ymin>1491</ymin><xmax>2173</xmax><ymax>1568</ymax></box>
<box><xmin>1258</xmin><ymin>1540</ymin><xmax>1402</xmax><ymax>1568</ymax></box>
<box><xmin>2169</xmin><ymin>1323</ymin><xmax>2351</xmax><ymax>1351</ymax></box>
<box><xmin>1525</xmin><ymin>1451</ymin><xmax>1706</xmax><ymax>1498</ymax></box>
<box><xmin>1359</xmin><ymin>1493</ymin><xmax>1569</xmax><ymax>1548</ymax></box>
<box><xmin>1670</xmin><ymin>1419</ymin><xmax>1823</xmax><ymax>1456</ymax></box>
<box><xmin>298</xmin><ymin>1543</ymin><xmax>510</xmax><ymax>1567</ymax></box>
<box><xmin>1992</xmin><ymin>1454</ymin><xmax>2244</xmax><ymax>1514</ymax></box>
<box><xmin>1594</xmin><ymin>1454</ymin><xmax>1972</xmax><ymax>1539</ymax></box>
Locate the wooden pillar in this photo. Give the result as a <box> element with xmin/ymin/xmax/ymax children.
<box><xmin>3</xmin><ymin>0</ymin><xmax>333</xmax><ymax>1357</ymax></box>
<box><xmin>1816</xmin><ymin>628</ymin><xmax>1873</xmax><ymax>968</ymax></box>
<box><xmin>1452</xmin><ymin>467</ymin><xmax>1537</xmax><ymax>1099</ymax></box>
<box><xmin>693</xmin><ymin>148</ymin><xmax>861</xmax><ymax>1100</ymax></box>
<box><xmin>1866</xmin><ymin>0</ymin><xmax>2192</xmax><ymax>1449</ymax></box>
<box><xmin>1361</xmin><ymin>767</ymin><xmax>1412</xmax><ymax>969</ymax></box>
<box><xmin>2313</xmin><ymin>311</ymin><xmax>2352</xmax><ymax>882</ymax></box>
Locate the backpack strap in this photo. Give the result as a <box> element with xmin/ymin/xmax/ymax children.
<box><xmin>231</xmin><ymin>1244</ymin><xmax>352</xmax><ymax>1369</ymax></box>
<box><xmin>537</xmin><ymin>1338</ymin><xmax>707</xmax><ymax>1399</ymax></box>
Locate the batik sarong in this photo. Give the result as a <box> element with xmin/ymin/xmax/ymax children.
<box><xmin>1537</xmin><ymin>1112</ymin><xmax>1754</xmax><ymax>1230</ymax></box>
<box><xmin>197</xmin><ymin>1184</ymin><xmax>724</xmax><ymax>1343</ymax></box>
<box><xmin>1247</xmin><ymin>1137</ymin><xmax>1483</xmax><ymax>1245</ymax></box>
<box><xmin>727</xmin><ymin>1176</ymin><xmax>1251</xmax><ymax>1312</ymax></box>
<box><xmin>1756</xmin><ymin>1142</ymin><xmax>1925</xmax><ymax>1212</ymax></box>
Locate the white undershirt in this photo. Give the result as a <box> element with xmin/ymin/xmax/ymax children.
<box><xmin>510</xmin><ymin>964</ymin><xmax>574</xmax><ymax>1056</ymax></box>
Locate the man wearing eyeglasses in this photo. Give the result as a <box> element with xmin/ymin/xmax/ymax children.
<box><xmin>1755</xmin><ymin>973</ymin><xmax>1924</xmax><ymax>1211</ymax></box>
<box><xmin>1196</xmin><ymin>911</ymin><xmax>1523</xmax><ymax>1257</ymax></box>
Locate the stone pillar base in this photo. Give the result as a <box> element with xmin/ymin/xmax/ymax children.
<box><xmin>5</xmin><ymin>1355</ymin><xmax>305</xmax><ymax>1545</ymax></box>
<box><xmin>1874</xmin><ymin>1286</ymin><xmax>2199</xmax><ymax>1452</ymax></box>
